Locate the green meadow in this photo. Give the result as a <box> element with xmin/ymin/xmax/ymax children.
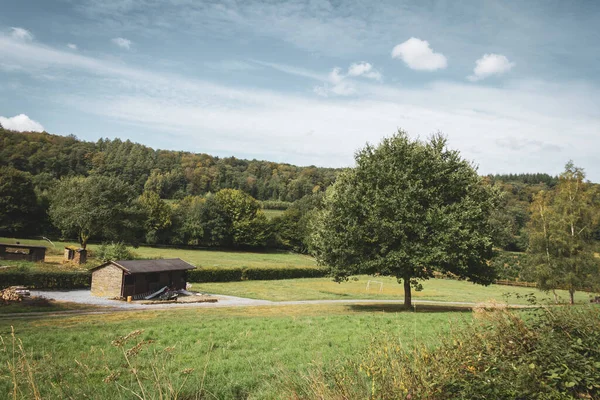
<box><xmin>0</xmin><ymin>304</ymin><xmax>470</xmax><ymax>399</ymax></box>
<box><xmin>192</xmin><ymin>275</ymin><xmax>594</xmax><ymax>304</ymax></box>
<box><xmin>0</xmin><ymin>237</ymin><xmax>317</xmax><ymax>269</ymax></box>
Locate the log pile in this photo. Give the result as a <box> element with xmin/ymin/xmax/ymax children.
<box><xmin>0</xmin><ymin>286</ymin><xmax>29</xmax><ymax>303</ymax></box>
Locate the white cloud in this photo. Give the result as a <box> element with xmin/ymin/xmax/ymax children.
<box><xmin>328</xmin><ymin>67</ymin><xmax>344</xmax><ymax>84</ymax></box>
<box><xmin>391</xmin><ymin>37</ymin><xmax>447</xmax><ymax>71</ymax></box>
<box><xmin>67</xmin><ymin>43</ymin><xmax>78</xmax><ymax>50</ymax></box>
<box><xmin>1</xmin><ymin>32</ymin><xmax>599</xmax><ymax>180</ymax></box>
<box><xmin>315</xmin><ymin>63</ymin><xmax>382</xmax><ymax>96</ymax></box>
<box><xmin>347</xmin><ymin>62</ymin><xmax>382</xmax><ymax>81</ymax></box>
<box><xmin>468</xmin><ymin>53</ymin><xmax>515</xmax><ymax>81</ymax></box>
<box><xmin>0</xmin><ymin>114</ymin><xmax>45</xmax><ymax>132</ymax></box>
<box><xmin>10</xmin><ymin>27</ymin><xmax>33</xmax><ymax>41</ymax></box>
<box><xmin>111</xmin><ymin>37</ymin><xmax>132</xmax><ymax>49</ymax></box>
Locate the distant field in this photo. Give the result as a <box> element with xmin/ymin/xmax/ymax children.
<box><xmin>262</xmin><ymin>208</ymin><xmax>285</xmax><ymax>219</ymax></box>
<box><xmin>192</xmin><ymin>275</ymin><xmax>597</xmax><ymax>305</ymax></box>
<box><xmin>0</xmin><ymin>237</ymin><xmax>317</xmax><ymax>269</ymax></box>
<box><xmin>0</xmin><ymin>304</ymin><xmax>471</xmax><ymax>399</ymax></box>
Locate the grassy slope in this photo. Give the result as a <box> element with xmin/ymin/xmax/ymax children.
<box><xmin>0</xmin><ymin>237</ymin><xmax>316</xmax><ymax>269</ymax></box>
<box><xmin>262</xmin><ymin>209</ymin><xmax>285</xmax><ymax>219</ymax></box>
<box><xmin>192</xmin><ymin>275</ymin><xmax>597</xmax><ymax>305</ymax></box>
<box><xmin>0</xmin><ymin>305</ymin><xmax>470</xmax><ymax>399</ymax></box>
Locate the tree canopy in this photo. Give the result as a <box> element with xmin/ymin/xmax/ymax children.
<box><xmin>526</xmin><ymin>161</ymin><xmax>600</xmax><ymax>304</ymax></box>
<box><xmin>310</xmin><ymin>131</ymin><xmax>500</xmax><ymax>307</ymax></box>
<box><xmin>49</xmin><ymin>175</ymin><xmax>142</xmax><ymax>248</ymax></box>
<box><xmin>0</xmin><ymin>166</ymin><xmax>40</xmax><ymax>235</ymax></box>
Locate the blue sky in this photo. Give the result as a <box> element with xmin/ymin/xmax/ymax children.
<box><xmin>1</xmin><ymin>0</ymin><xmax>599</xmax><ymax>180</ymax></box>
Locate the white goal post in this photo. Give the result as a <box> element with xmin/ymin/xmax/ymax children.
<box><xmin>365</xmin><ymin>280</ymin><xmax>383</xmax><ymax>293</ymax></box>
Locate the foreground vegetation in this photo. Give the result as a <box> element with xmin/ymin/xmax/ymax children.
<box><xmin>292</xmin><ymin>305</ymin><xmax>600</xmax><ymax>399</ymax></box>
<box><xmin>0</xmin><ymin>304</ymin><xmax>468</xmax><ymax>399</ymax></box>
<box><xmin>2</xmin><ymin>304</ymin><xmax>598</xmax><ymax>399</ymax></box>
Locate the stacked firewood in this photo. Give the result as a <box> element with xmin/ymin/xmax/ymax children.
<box><xmin>0</xmin><ymin>286</ymin><xmax>29</xmax><ymax>303</ymax></box>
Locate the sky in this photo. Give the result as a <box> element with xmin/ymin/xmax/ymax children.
<box><xmin>1</xmin><ymin>0</ymin><xmax>599</xmax><ymax>180</ymax></box>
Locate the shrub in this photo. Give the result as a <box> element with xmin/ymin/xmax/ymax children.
<box><xmin>0</xmin><ymin>271</ymin><xmax>91</xmax><ymax>289</ymax></box>
<box><xmin>186</xmin><ymin>268</ymin><xmax>244</xmax><ymax>283</ymax></box>
<box><xmin>187</xmin><ymin>267</ymin><xmax>328</xmax><ymax>283</ymax></box>
<box><xmin>242</xmin><ymin>267</ymin><xmax>328</xmax><ymax>281</ymax></box>
<box><xmin>289</xmin><ymin>305</ymin><xmax>600</xmax><ymax>399</ymax></box>
<box><xmin>96</xmin><ymin>242</ymin><xmax>137</xmax><ymax>262</ymax></box>
<box><xmin>491</xmin><ymin>251</ymin><xmax>528</xmax><ymax>280</ymax></box>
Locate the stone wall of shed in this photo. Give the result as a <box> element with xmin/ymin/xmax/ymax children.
<box><xmin>91</xmin><ymin>264</ymin><xmax>123</xmax><ymax>298</ymax></box>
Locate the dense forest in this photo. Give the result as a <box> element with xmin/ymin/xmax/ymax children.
<box><xmin>0</xmin><ymin>127</ymin><xmax>569</xmax><ymax>256</ymax></box>
<box><xmin>0</xmin><ymin>128</ymin><xmax>338</xmax><ymax>201</ymax></box>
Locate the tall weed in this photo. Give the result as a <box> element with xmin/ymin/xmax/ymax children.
<box><xmin>288</xmin><ymin>305</ymin><xmax>600</xmax><ymax>399</ymax></box>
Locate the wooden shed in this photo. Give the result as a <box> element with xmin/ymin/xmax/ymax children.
<box><xmin>90</xmin><ymin>258</ymin><xmax>196</xmax><ymax>298</ymax></box>
<box><xmin>0</xmin><ymin>243</ymin><xmax>46</xmax><ymax>262</ymax></box>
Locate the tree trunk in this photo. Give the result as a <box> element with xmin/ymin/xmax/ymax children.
<box><xmin>569</xmin><ymin>289</ymin><xmax>575</xmax><ymax>305</ymax></box>
<box><xmin>552</xmin><ymin>290</ymin><xmax>558</xmax><ymax>304</ymax></box>
<box><xmin>403</xmin><ymin>276</ymin><xmax>412</xmax><ymax>309</ymax></box>
<box><xmin>80</xmin><ymin>232</ymin><xmax>88</xmax><ymax>250</ymax></box>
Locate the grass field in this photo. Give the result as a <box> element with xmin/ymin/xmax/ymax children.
<box><xmin>0</xmin><ymin>304</ymin><xmax>471</xmax><ymax>399</ymax></box>
<box><xmin>262</xmin><ymin>208</ymin><xmax>285</xmax><ymax>219</ymax></box>
<box><xmin>191</xmin><ymin>275</ymin><xmax>597</xmax><ymax>305</ymax></box>
<box><xmin>0</xmin><ymin>237</ymin><xmax>317</xmax><ymax>269</ymax></box>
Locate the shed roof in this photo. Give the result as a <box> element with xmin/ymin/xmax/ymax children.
<box><xmin>0</xmin><ymin>243</ymin><xmax>47</xmax><ymax>250</ymax></box>
<box><xmin>91</xmin><ymin>258</ymin><xmax>196</xmax><ymax>274</ymax></box>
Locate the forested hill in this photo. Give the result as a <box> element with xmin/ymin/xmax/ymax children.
<box><xmin>0</xmin><ymin>128</ymin><xmax>339</xmax><ymax>202</ymax></box>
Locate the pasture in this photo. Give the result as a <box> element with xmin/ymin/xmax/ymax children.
<box><xmin>0</xmin><ymin>237</ymin><xmax>317</xmax><ymax>270</ymax></box>
<box><xmin>0</xmin><ymin>304</ymin><xmax>470</xmax><ymax>399</ymax></box>
<box><xmin>191</xmin><ymin>275</ymin><xmax>594</xmax><ymax>304</ymax></box>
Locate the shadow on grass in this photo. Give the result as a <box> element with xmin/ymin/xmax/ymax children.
<box><xmin>348</xmin><ymin>303</ymin><xmax>473</xmax><ymax>313</ymax></box>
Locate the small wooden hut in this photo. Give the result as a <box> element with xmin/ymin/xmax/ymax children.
<box><xmin>90</xmin><ymin>258</ymin><xmax>196</xmax><ymax>298</ymax></box>
<box><xmin>0</xmin><ymin>243</ymin><xmax>46</xmax><ymax>262</ymax></box>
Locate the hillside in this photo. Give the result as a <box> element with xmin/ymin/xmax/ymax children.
<box><xmin>0</xmin><ymin>128</ymin><xmax>339</xmax><ymax>202</ymax></box>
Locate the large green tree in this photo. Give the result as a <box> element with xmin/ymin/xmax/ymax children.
<box><xmin>527</xmin><ymin>161</ymin><xmax>600</xmax><ymax>304</ymax></box>
<box><xmin>310</xmin><ymin>131</ymin><xmax>500</xmax><ymax>308</ymax></box>
<box><xmin>214</xmin><ymin>189</ymin><xmax>271</xmax><ymax>248</ymax></box>
<box><xmin>0</xmin><ymin>166</ymin><xmax>39</xmax><ymax>235</ymax></box>
<box><xmin>49</xmin><ymin>175</ymin><xmax>142</xmax><ymax>248</ymax></box>
<box><xmin>138</xmin><ymin>190</ymin><xmax>173</xmax><ymax>244</ymax></box>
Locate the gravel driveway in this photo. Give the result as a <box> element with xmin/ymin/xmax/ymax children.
<box><xmin>29</xmin><ymin>290</ymin><xmax>482</xmax><ymax>311</ymax></box>
<box><xmin>30</xmin><ymin>290</ymin><xmax>273</xmax><ymax>309</ymax></box>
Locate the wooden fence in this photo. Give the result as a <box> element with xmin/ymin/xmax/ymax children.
<box><xmin>495</xmin><ymin>279</ymin><xmax>537</xmax><ymax>288</ymax></box>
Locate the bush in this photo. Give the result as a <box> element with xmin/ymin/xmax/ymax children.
<box><xmin>187</xmin><ymin>266</ymin><xmax>328</xmax><ymax>283</ymax></box>
<box><xmin>242</xmin><ymin>267</ymin><xmax>328</xmax><ymax>280</ymax></box>
<box><xmin>186</xmin><ymin>268</ymin><xmax>244</xmax><ymax>283</ymax></box>
<box><xmin>289</xmin><ymin>306</ymin><xmax>600</xmax><ymax>399</ymax></box>
<box><xmin>491</xmin><ymin>251</ymin><xmax>528</xmax><ymax>280</ymax></box>
<box><xmin>0</xmin><ymin>271</ymin><xmax>91</xmax><ymax>289</ymax></box>
<box><xmin>96</xmin><ymin>242</ymin><xmax>137</xmax><ymax>263</ymax></box>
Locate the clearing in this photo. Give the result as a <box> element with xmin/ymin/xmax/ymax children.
<box><xmin>0</xmin><ymin>237</ymin><xmax>316</xmax><ymax>269</ymax></box>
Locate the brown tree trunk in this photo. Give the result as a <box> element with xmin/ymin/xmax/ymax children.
<box><xmin>80</xmin><ymin>232</ymin><xmax>88</xmax><ymax>250</ymax></box>
<box><xmin>404</xmin><ymin>276</ymin><xmax>412</xmax><ymax>309</ymax></box>
<box><xmin>569</xmin><ymin>289</ymin><xmax>575</xmax><ymax>305</ymax></box>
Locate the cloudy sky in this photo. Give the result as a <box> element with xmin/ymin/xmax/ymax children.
<box><xmin>1</xmin><ymin>0</ymin><xmax>599</xmax><ymax>180</ymax></box>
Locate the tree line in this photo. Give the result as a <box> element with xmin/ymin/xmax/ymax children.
<box><xmin>1</xmin><ymin>127</ymin><xmax>599</xmax><ymax>304</ymax></box>
<box><xmin>0</xmin><ymin>128</ymin><xmax>338</xmax><ymax>202</ymax></box>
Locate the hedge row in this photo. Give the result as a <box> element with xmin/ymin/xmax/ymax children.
<box><xmin>186</xmin><ymin>268</ymin><xmax>244</xmax><ymax>283</ymax></box>
<box><xmin>186</xmin><ymin>267</ymin><xmax>328</xmax><ymax>283</ymax></box>
<box><xmin>0</xmin><ymin>272</ymin><xmax>92</xmax><ymax>289</ymax></box>
<box><xmin>0</xmin><ymin>267</ymin><xmax>329</xmax><ymax>289</ymax></box>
